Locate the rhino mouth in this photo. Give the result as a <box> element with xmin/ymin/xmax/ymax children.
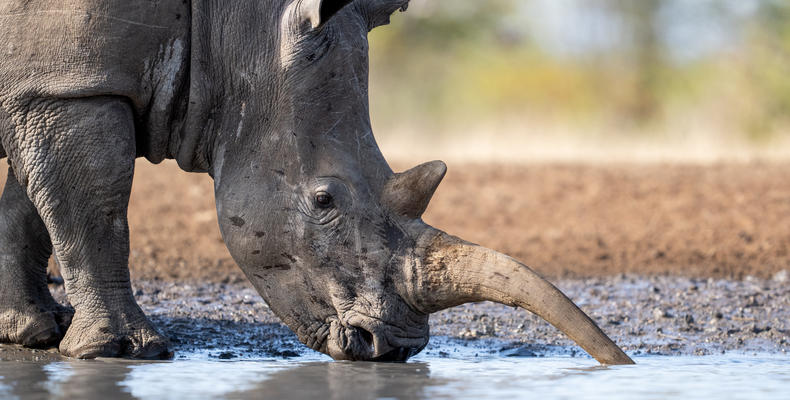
<box><xmin>371</xmin><ymin>346</ymin><xmax>421</xmax><ymax>362</ymax></box>
<box><xmin>323</xmin><ymin>312</ymin><xmax>429</xmax><ymax>362</ymax></box>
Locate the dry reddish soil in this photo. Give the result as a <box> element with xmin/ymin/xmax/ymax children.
<box><xmin>1</xmin><ymin>160</ymin><xmax>788</xmax><ymax>282</ymax></box>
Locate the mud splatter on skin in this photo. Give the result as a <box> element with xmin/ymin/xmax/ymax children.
<box><xmin>230</xmin><ymin>216</ymin><xmax>246</xmax><ymax>227</ymax></box>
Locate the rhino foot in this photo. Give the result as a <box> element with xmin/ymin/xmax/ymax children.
<box><xmin>59</xmin><ymin>312</ymin><xmax>172</xmax><ymax>360</ymax></box>
<box><xmin>0</xmin><ymin>303</ymin><xmax>72</xmax><ymax>348</ymax></box>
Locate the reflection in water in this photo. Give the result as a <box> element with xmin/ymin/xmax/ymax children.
<box><xmin>0</xmin><ymin>360</ymin><xmax>136</xmax><ymax>399</ymax></box>
<box><xmin>0</xmin><ymin>358</ymin><xmax>434</xmax><ymax>400</ymax></box>
<box><xmin>123</xmin><ymin>360</ymin><xmax>278</xmax><ymax>398</ymax></box>
<box><xmin>0</xmin><ymin>360</ymin><xmax>51</xmax><ymax>399</ymax></box>
<box><xmin>53</xmin><ymin>361</ymin><xmax>136</xmax><ymax>400</ymax></box>
<box><xmin>1</xmin><ymin>351</ymin><xmax>789</xmax><ymax>400</ymax></box>
<box><xmin>225</xmin><ymin>362</ymin><xmax>435</xmax><ymax>400</ymax></box>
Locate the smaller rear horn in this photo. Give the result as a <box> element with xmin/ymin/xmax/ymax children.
<box><xmin>382</xmin><ymin>160</ymin><xmax>447</xmax><ymax>219</ymax></box>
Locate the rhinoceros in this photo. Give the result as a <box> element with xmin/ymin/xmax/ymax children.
<box><xmin>0</xmin><ymin>0</ymin><xmax>633</xmax><ymax>364</ymax></box>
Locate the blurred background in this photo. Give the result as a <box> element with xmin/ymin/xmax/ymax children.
<box><xmin>368</xmin><ymin>0</ymin><xmax>790</xmax><ymax>162</ymax></box>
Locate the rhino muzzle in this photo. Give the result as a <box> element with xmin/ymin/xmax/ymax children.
<box><xmin>320</xmin><ymin>301</ymin><xmax>429</xmax><ymax>362</ymax></box>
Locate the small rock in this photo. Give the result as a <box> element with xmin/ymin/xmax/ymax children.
<box><xmin>484</xmin><ymin>325</ymin><xmax>496</xmax><ymax>336</ymax></box>
<box><xmin>772</xmin><ymin>270</ymin><xmax>789</xmax><ymax>283</ymax></box>
<box><xmin>749</xmin><ymin>325</ymin><xmax>771</xmax><ymax>334</ymax></box>
<box><xmin>279</xmin><ymin>350</ymin><xmax>299</xmax><ymax>358</ymax></box>
<box><xmin>744</xmin><ymin>296</ymin><xmax>761</xmax><ymax>308</ymax></box>
<box><xmin>652</xmin><ymin>307</ymin><xmax>672</xmax><ymax>319</ymax></box>
<box><xmin>505</xmin><ymin>347</ymin><xmax>537</xmax><ymax>357</ymax></box>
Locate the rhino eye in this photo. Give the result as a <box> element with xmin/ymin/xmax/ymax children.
<box><xmin>315</xmin><ymin>192</ymin><xmax>334</xmax><ymax>208</ymax></box>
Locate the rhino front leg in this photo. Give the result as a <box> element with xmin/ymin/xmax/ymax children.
<box><xmin>0</xmin><ymin>167</ymin><xmax>72</xmax><ymax>347</ymax></box>
<box><xmin>4</xmin><ymin>97</ymin><xmax>169</xmax><ymax>359</ymax></box>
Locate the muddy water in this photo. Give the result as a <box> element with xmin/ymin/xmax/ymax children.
<box><xmin>1</xmin><ymin>347</ymin><xmax>788</xmax><ymax>399</ymax></box>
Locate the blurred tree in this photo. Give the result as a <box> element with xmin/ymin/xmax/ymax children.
<box><xmin>741</xmin><ymin>0</ymin><xmax>790</xmax><ymax>139</ymax></box>
<box><xmin>367</xmin><ymin>0</ymin><xmax>790</xmax><ymax>145</ymax></box>
<box><xmin>368</xmin><ymin>0</ymin><xmax>523</xmax><ymax>129</ymax></box>
<box><xmin>614</xmin><ymin>0</ymin><xmax>663</xmax><ymax>123</ymax></box>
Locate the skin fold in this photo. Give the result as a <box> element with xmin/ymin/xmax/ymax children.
<box><xmin>0</xmin><ymin>0</ymin><xmax>633</xmax><ymax>364</ymax></box>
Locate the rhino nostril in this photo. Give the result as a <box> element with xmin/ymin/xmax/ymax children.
<box><xmin>356</xmin><ymin>327</ymin><xmax>374</xmax><ymax>349</ymax></box>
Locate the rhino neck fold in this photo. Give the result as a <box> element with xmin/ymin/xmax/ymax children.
<box><xmin>176</xmin><ymin>0</ymin><xmax>288</xmax><ymax>173</ymax></box>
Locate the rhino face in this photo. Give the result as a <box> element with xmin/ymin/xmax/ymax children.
<box><xmin>237</xmin><ymin>171</ymin><xmax>431</xmax><ymax>361</ymax></box>
<box><xmin>211</xmin><ymin>0</ymin><xmax>634</xmax><ymax>364</ymax></box>
<box><xmin>213</xmin><ymin>0</ymin><xmax>428</xmax><ymax>361</ymax></box>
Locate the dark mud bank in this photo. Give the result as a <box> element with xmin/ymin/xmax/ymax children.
<box><xmin>42</xmin><ymin>274</ymin><xmax>790</xmax><ymax>360</ymax></box>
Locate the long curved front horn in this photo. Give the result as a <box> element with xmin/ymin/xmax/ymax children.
<box><xmin>402</xmin><ymin>228</ymin><xmax>634</xmax><ymax>365</ymax></box>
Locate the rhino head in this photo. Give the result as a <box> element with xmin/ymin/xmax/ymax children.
<box><xmin>207</xmin><ymin>0</ymin><xmax>633</xmax><ymax>364</ymax></box>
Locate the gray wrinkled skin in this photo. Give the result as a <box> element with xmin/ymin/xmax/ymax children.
<box><xmin>0</xmin><ymin>0</ymin><xmax>632</xmax><ymax>364</ymax></box>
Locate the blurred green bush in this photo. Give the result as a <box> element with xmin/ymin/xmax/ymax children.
<box><xmin>367</xmin><ymin>0</ymin><xmax>790</xmax><ymax>144</ymax></box>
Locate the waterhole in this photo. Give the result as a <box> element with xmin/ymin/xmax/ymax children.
<box><xmin>1</xmin><ymin>345</ymin><xmax>787</xmax><ymax>400</ymax></box>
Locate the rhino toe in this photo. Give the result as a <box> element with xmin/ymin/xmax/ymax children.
<box><xmin>66</xmin><ymin>341</ymin><xmax>123</xmax><ymax>359</ymax></box>
<box><xmin>59</xmin><ymin>313</ymin><xmax>171</xmax><ymax>360</ymax></box>
<box><xmin>21</xmin><ymin>324</ymin><xmax>62</xmax><ymax>348</ymax></box>
<box><xmin>0</xmin><ymin>307</ymin><xmax>64</xmax><ymax>348</ymax></box>
<box><xmin>128</xmin><ymin>337</ymin><xmax>173</xmax><ymax>360</ymax></box>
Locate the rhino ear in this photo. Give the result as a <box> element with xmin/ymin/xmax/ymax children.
<box><xmin>382</xmin><ymin>160</ymin><xmax>447</xmax><ymax>219</ymax></box>
<box><xmin>361</xmin><ymin>0</ymin><xmax>410</xmax><ymax>30</ymax></box>
<box><xmin>302</xmin><ymin>0</ymin><xmax>355</xmax><ymax>29</ymax></box>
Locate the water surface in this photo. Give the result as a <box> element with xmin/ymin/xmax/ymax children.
<box><xmin>1</xmin><ymin>346</ymin><xmax>787</xmax><ymax>400</ymax></box>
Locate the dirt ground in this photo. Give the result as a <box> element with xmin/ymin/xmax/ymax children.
<box><xmin>1</xmin><ymin>160</ymin><xmax>788</xmax><ymax>281</ymax></box>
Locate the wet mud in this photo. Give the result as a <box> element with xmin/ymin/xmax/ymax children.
<box><xmin>36</xmin><ymin>274</ymin><xmax>790</xmax><ymax>361</ymax></box>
